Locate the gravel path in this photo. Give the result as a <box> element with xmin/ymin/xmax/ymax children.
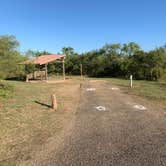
<box><xmin>24</xmin><ymin>81</ymin><xmax>166</xmax><ymax>166</ymax></box>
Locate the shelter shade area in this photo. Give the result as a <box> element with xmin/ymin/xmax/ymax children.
<box><xmin>21</xmin><ymin>54</ymin><xmax>66</xmax><ymax>81</ymax></box>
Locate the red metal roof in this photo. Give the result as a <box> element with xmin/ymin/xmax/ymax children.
<box><xmin>21</xmin><ymin>54</ymin><xmax>65</xmax><ymax>65</ymax></box>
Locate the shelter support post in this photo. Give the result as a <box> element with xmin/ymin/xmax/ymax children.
<box><xmin>26</xmin><ymin>75</ymin><xmax>29</xmax><ymax>82</ymax></box>
<box><xmin>45</xmin><ymin>64</ymin><xmax>48</xmax><ymax>80</ymax></box>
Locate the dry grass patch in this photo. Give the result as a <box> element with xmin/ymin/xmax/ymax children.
<box><xmin>0</xmin><ymin>80</ymin><xmax>81</xmax><ymax>165</ymax></box>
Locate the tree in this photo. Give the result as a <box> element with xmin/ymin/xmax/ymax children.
<box><xmin>0</xmin><ymin>35</ymin><xmax>19</xmax><ymax>56</ymax></box>
<box><xmin>0</xmin><ymin>35</ymin><xmax>25</xmax><ymax>79</ymax></box>
<box><xmin>122</xmin><ymin>42</ymin><xmax>141</xmax><ymax>56</ymax></box>
<box><xmin>145</xmin><ymin>48</ymin><xmax>166</xmax><ymax>80</ymax></box>
<box><xmin>61</xmin><ymin>47</ymin><xmax>81</xmax><ymax>75</ymax></box>
<box><xmin>102</xmin><ymin>43</ymin><xmax>121</xmax><ymax>55</ymax></box>
<box><xmin>62</xmin><ymin>47</ymin><xmax>74</xmax><ymax>56</ymax></box>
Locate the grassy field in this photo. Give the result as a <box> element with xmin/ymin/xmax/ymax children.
<box><xmin>102</xmin><ymin>78</ymin><xmax>166</xmax><ymax>101</ymax></box>
<box><xmin>0</xmin><ymin>79</ymin><xmax>81</xmax><ymax>165</ymax></box>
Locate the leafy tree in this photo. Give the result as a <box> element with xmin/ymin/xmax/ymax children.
<box><xmin>102</xmin><ymin>43</ymin><xmax>121</xmax><ymax>55</ymax></box>
<box><xmin>122</xmin><ymin>42</ymin><xmax>141</xmax><ymax>56</ymax></box>
<box><xmin>61</xmin><ymin>47</ymin><xmax>80</xmax><ymax>75</ymax></box>
<box><xmin>146</xmin><ymin>48</ymin><xmax>166</xmax><ymax>80</ymax></box>
<box><xmin>0</xmin><ymin>35</ymin><xmax>19</xmax><ymax>56</ymax></box>
<box><xmin>0</xmin><ymin>35</ymin><xmax>25</xmax><ymax>79</ymax></box>
<box><xmin>62</xmin><ymin>47</ymin><xmax>74</xmax><ymax>56</ymax></box>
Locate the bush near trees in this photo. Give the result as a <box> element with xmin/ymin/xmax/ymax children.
<box><xmin>0</xmin><ymin>35</ymin><xmax>166</xmax><ymax>81</ymax></box>
<box><xmin>0</xmin><ymin>82</ymin><xmax>14</xmax><ymax>98</ymax></box>
<box><xmin>0</xmin><ymin>35</ymin><xmax>25</xmax><ymax>79</ymax></box>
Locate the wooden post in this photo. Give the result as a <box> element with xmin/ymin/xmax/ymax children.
<box><xmin>80</xmin><ymin>64</ymin><xmax>83</xmax><ymax>78</ymax></box>
<box><xmin>40</xmin><ymin>70</ymin><xmax>42</xmax><ymax>80</ymax></box>
<box><xmin>62</xmin><ymin>58</ymin><xmax>65</xmax><ymax>80</ymax></box>
<box><xmin>130</xmin><ymin>75</ymin><xmax>133</xmax><ymax>88</ymax></box>
<box><xmin>51</xmin><ymin>94</ymin><xmax>57</xmax><ymax>110</ymax></box>
<box><xmin>26</xmin><ymin>75</ymin><xmax>29</xmax><ymax>82</ymax></box>
<box><xmin>45</xmin><ymin>64</ymin><xmax>48</xmax><ymax>81</ymax></box>
<box><xmin>34</xmin><ymin>71</ymin><xmax>36</xmax><ymax>79</ymax></box>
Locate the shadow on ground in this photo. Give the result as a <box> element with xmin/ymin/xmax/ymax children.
<box><xmin>34</xmin><ymin>101</ymin><xmax>52</xmax><ymax>108</ymax></box>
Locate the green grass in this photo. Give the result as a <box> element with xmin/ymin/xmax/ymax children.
<box><xmin>0</xmin><ymin>81</ymin><xmax>14</xmax><ymax>99</ymax></box>
<box><xmin>104</xmin><ymin>78</ymin><xmax>166</xmax><ymax>101</ymax></box>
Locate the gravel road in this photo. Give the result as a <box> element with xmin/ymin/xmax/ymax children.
<box><xmin>24</xmin><ymin>81</ymin><xmax>166</xmax><ymax>166</ymax></box>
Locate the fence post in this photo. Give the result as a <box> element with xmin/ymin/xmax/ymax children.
<box><xmin>26</xmin><ymin>75</ymin><xmax>29</xmax><ymax>82</ymax></box>
<box><xmin>130</xmin><ymin>75</ymin><xmax>133</xmax><ymax>88</ymax></box>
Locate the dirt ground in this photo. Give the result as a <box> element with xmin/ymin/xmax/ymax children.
<box><xmin>0</xmin><ymin>80</ymin><xmax>81</xmax><ymax>166</ymax></box>
<box><xmin>20</xmin><ymin>80</ymin><xmax>166</xmax><ymax>166</ymax></box>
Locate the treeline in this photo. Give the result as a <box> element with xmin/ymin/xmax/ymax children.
<box><xmin>63</xmin><ymin>43</ymin><xmax>166</xmax><ymax>80</ymax></box>
<box><xmin>0</xmin><ymin>35</ymin><xmax>166</xmax><ymax>81</ymax></box>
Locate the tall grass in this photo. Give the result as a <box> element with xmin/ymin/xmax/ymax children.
<box><xmin>0</xmin><ymin>81</ymin><xmax>14</xmax><ymax>98</ymax></box>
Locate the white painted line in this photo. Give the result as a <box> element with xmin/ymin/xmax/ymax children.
<box><xmin>133</xmin><ymin>105</ymin><xmax>147</xmax><ymax>110</ymax></box>
<box><xmin>86</xmin><ymin>88</ymin><xmax>96</xmax><ymax>91</ymax></box>
<box><xmin>95</xmin><ymin>106</ymin><xmax>106</xmax><ymax>111</ymax></box>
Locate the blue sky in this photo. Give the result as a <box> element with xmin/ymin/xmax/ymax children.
<box><xmin>0</xmin><ymin>0</ymin><xmax>166</xmax><ymax>53</ymax></box>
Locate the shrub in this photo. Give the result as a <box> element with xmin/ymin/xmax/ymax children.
<box><xmin>0</xmin><ymin>82</ymin><xmax>14</xmax><ymax>98</ymax></box>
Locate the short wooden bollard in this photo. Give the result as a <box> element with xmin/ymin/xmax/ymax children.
<box><xmin>26</xmin><ymin>75</ymin><xmax>29</xmax><ymax>82</ymax></box>
<box><xmin>80</xmin><ymin>83</ymin><xmax>82</xmax><ymax>89</ymax></box>
<box><xmin>130</xmin><ymin>75</ymin><xmax>133</xmax><ymax>88</ymax></box>
<box><xmin>51</xmin><ymin>94</ymin><xmax>57</xmax><ymax>110</ymax></box>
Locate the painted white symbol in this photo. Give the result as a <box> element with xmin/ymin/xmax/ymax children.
<box><xmin>133</xmin><ymin>105</ymin><xmax>147</xmax><ymax>110</ymax></box>
<box><xmin>110</xmin><ymin>87</ymin><xmax>119</xmax><ymax>90</ymax></box>
<box><xmin>95</xmin><ymin>106</ymin><xmax>106</xmax><ymax>111</ymax></box>
<box><xmin>86</xmin><ymin>88</ymin><xmax>96</xmax><ymax>91</ymax></box>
